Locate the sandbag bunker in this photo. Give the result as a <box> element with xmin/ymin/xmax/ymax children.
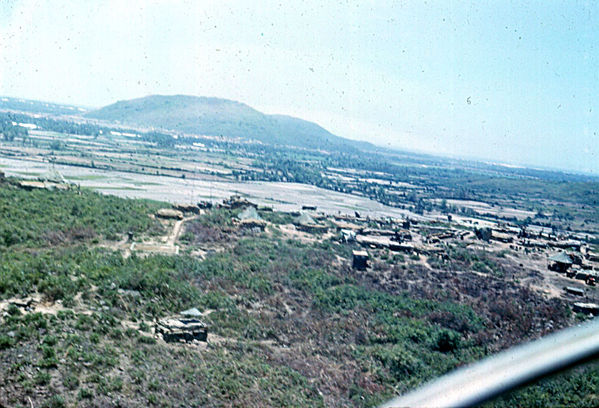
<box><xmin>156</xmin><ymin>308</ymin><xmax>208</xmax><ymax>343</ymax></box>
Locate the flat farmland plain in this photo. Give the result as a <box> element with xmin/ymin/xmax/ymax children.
<box><xmin>0</xmin><ymin>156</ymin><xmax>422</xmax><ymax>220</ymax></box>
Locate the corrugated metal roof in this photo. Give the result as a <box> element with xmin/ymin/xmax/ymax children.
<box><xmin>548</xmin><ymin>252</ymin><xmax>573</xmax><ymax>264</ymax></box>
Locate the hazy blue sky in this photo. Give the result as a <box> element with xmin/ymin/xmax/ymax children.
<box><xmin>0</xmin><ymin>0</ymin><xmax>597</xmax><ymax>173</ymax></box>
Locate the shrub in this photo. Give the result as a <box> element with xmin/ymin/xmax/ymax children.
<box><xmin>42</xmin><ymin>395</ymin><xmax>65</xmax><ymax>408</ymax></box>
<box><xmin>434</xmin><ymin>329</ymin><xmax>462</xmax><ymax>353</ymax></box>
<box><xmin>35</xmin><ymin>371</ymin><xmax>51</xmax><ymax>386</ymax></box>
<box><xmin>375</xmin><ymin>344</ymin><xmax>424</xmax><ymax>380</ymax></box>
<box><xmin>78</xmin><ymin>388</ymin><xmax>93</xmax><ymax>400</ymax></box>
<box><xmin>0</xmin><ymin>335</ymin><xmax>13</xmax><ymax>349</ymax></box>
<box><xmin>139</xmin><ymin>335</ymin><xmax>157</xmax><ymax>344</ymax></box>
<box><xmin>63</xmin><ymin>374</ymin><xmax>80</xmax><ymax>390</ymax></box>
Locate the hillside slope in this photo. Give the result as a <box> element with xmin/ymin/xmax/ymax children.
<box><xmin>1</xmin><ymin>183</ymin><xmax>590</xmax><ymax>407</ymax></box>
<box><xmin>0</xmin><ymin>96</ymin><xmax>88</xmax><ymax>116</ymax></box>
<box><xmin>84</xmin><ymin>95</ymin><xmax>375</xmax><ymax>152</ymax></box>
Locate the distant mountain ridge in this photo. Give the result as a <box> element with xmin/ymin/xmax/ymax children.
<box><xmin>0</xmin><ymin>96</ymin><xmax>88</xmax><ymax>116</ymax></box>
<box><xmin>84</xmin><ymin>95</ymin><xmax>376</xmax><ymax>152</ymax></box>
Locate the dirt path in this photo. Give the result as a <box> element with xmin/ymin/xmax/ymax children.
<box><xmin>166</xmin><ymin>215</ymin><xmax>198</xmax><ymax>246</ymax></box>
<box><xmin>129</xmin><ymin>214</ymin><xmax>200</xmax><ymax>256</ymax></box>
<box><xmin>166</xmin><ymin>219</ymin><xmax>184</xmax><ymax>246</ymax></box>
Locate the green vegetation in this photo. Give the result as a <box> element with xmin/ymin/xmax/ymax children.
<box><xmin>430</xmin><ymin>244</ymin><xmax>503</xmax><ymax>276</ymax></box>
<box><xmin>0</xmin><ymin>94</ymin><xmax>597</xmax><ymax>407</ymax></box>
<box><xmin>0</xmin><ymin>183</ymin><xmax>164</xmax><ymax>246</ymax></box>
<box><xmin>0</xmin><ymin>115</ymin><xmax>29</xmax><ymax>142</ymax></box>
<box><xmin>0</xmin><ymin>174</ymin><xmax>593</xmax><ymax>406</ymax></box>
<box><xmin>486</xmin><ymin>363</ymin><xmax>599</xmax><ymax>408</ymax></box>
<box><xmin>4</xmin><ymin>95</ymin><xmax>598</xmax><ymax>239</ymax></box>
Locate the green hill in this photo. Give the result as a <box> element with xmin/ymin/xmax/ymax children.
<box><xmin>84</xmin><ymin>95</ymin><xmax>376</xmax><ymax>152</ymax></box>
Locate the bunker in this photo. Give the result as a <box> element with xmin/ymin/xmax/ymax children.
<box><xmin>352</xmin><ymin>250</ymin><xmax>369</xmax><ymax>270</ymax></box>
<box><xmin>156</xmin><ymin>309</ymin><xmax>208</xmax><ymax>343</ymax></box>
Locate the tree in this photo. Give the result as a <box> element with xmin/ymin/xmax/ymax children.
<box><xmin>50</xmin><ymin>140</ymin><xmax>64</xmax><ymax>151</ymax></box>
<box><xmin>3</xmin><ymin>129</ymin><xmax>15</xmax><ymax>142</ymax></box>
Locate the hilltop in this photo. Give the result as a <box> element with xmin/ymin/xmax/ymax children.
<box><xmin>1</xmin><ymin>180</ymin><xmax>597</xmax><ymax>407</ymax></box>
<box><xmin>84</xmin><ymin>95</ymin><xmax>376</xmax><ymax>152</ymax></box>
